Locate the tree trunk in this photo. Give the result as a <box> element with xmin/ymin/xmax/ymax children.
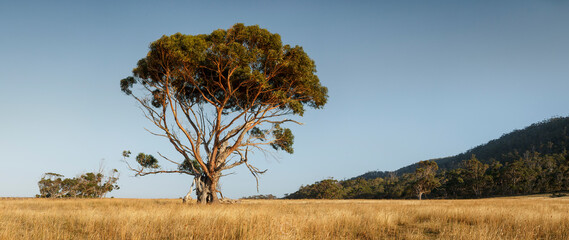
<box><xmin>182</xmin><ymin>191</ymin><xmax>192</xmax><ymax>203</ymax></box>
<box><xmin>418</xmin><ymin>192</ymin><xmax>423</xmax><ymax>200</ymax></box>
<box><xmin>208</xmin><ymin>176</ymin><xmax>220</xmax><ymax>204</ymax></box>
<box><xmin>193</xmin><ymin>174</ymin><xmax>221</xmax><ymax>204</ymax></box>
<box><xmin>195</xmin><ymin>175</ymin><xmax>208</xmax><ymax>204</ymax></box>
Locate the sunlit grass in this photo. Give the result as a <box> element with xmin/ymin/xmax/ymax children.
<box><xmin>1</xmin><ymin>196</ymin><xmax>568</xmax><ymax>239</ymax></box>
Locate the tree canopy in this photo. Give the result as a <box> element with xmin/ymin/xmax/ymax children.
<box><xmin>411</xmin><ymin>160</ymin><xmax>440</xmax><ymax>200</ymax></box>
<box><xmin>37</xmin><ymin>170</ymin><xmax>119</xmax><ymax>198</ymax></box>
<box><xmin>121</xmin><ymin>23</ymin><xmax>328</xmax><ymax>203</ymax></box>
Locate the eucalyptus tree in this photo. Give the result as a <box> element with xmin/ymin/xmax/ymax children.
<box><xmin>120</xmin><ymin>23</ymin><xmax>328</xmax><ymax>204</ymax></box>
<box><xmin>37</xmin><ymin>170</ymin><xmax>119</xmax><ymax>198</ymax></box>
<box><xmin>411</xmin><ymin>160</ymin><xmax>440</xmax><ymax>200</ymax></box>
<box><xmin>461</xmin><ymin>155</ymin><xmax>491</xmax><ymax>197</ymax></box>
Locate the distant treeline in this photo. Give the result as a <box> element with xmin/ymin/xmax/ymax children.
<box><xmin>285</xmin><ymin>151</ymin><xmax>569</xmax><ymax>199</ymax></box>
<box><xmin>241</xmin><ymin>194</ymin><xmax>277</xmax><ymax>200</ymax></box>
<box><xmin>286</xmin><ymin>117</ymin><xmax>569</xmax><ymax>199</ymax></box>
<box><xmin>37</xmin><ymin>171</ymin><xmax>119</xmax><ymax>198</ymax></box>
<box><xmin>360</xmin><ymin>117</ymin><xmax>569</xmax><ymax>178</ymax></box>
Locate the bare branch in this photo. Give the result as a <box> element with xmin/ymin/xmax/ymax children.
<box><xmin>157</xmin><ymin>152</ymin><xmax>181</xmax><ymax>165</ymax></box>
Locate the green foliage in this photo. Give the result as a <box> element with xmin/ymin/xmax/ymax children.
<box><xmin>387</xmin><ymin>117</ymin><xmax>569</xmax><ymax>175</ymax></box>
<box><xmin>122</xmin><ymin>150</ymin><xmax>131</xmax><ymax>158</ymax></box>
<box><xmin>461</xmin><ymin>155</ymin><xmax>491</xmax><ymax>197</ymax></box>
<box><xmin>286</xmin><ymin>150</ymin><xmax>569</xmax><ymax>200</ymax></box>
<box><xmin>271</xmin><ymin>124</ymin><xmax>294</xmax><ymax>154</ymax></box>
<box><xmin>331</xmin><ymin>116</ymin><xmax>569</xmax><ymax>200</ymax></box>
<box><xmin>249</xmin><ymin>127</ymin><xmax>266</xmax><ymax>139</ymax></box>
<box><xmin>37</xmin><ymin>170</ymin><xmax>119</xmax><ymax>198</ymax></box>
<box><xmin>341</xmin><ymin>178</ymin><xmax>377</xmax><ymax>199</ymax></box>
<box><xmin>136</xmin><ymin>153</ymin><xmax>160</xmax><ymax>169</ymax></box>
<box><xmin>120</xmin><ymin>23</ymin><xmax>328</xmax><ymax>117</ymax></box>
<box><xmin>240</xmin><ymin>194</ymin><xmax>277</xmax><ymax>200</ymax></box>
<box><xmin>286</xmin><ymin>179</ymin><xmax>345</xmax><ymax>199</ymax></box>
<box><xmin>178</xmin><ymin>158</ymin><xmax>203</xmax><ymax>174</ymax></box>
<box><xmin>410</xmin><ymin>161</ymin><xmax>440</xmax><ymax>199</ymax></box>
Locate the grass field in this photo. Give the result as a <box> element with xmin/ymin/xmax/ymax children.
<box><xmin>1</xmin><ymin>196</ymin><xmax>568</xmax><ymax>239</ymax></box>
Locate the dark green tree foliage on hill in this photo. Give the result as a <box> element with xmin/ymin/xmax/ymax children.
<box><xmin>436</xmin><ymin>168</ymin><xmax>465</xmax><ymax>198</ymax></box>
<box><xmin>241</xmin><ymin>194</ymin><xmax>277</xmax><ymax>199</ymax></box>
<box><xmin>286</xmin><ymin>151</ymin><xmax>569</xmax><ymax>199</ymax></box>
<box><xmin>285</xmin><ymin>179</ymin><xmax>345</xmax><ymax>199</ymax></box>
<box><xmin>410</xmin><ymin>160</ymin><xmax>440</xmax><ymax>200</ymax></box>
<box><xmin>286</xmin><ymin>150</ymin><xmax>569</xmax><ymax>199</ymax></box>
<box><xmin>357</xmin><ymin>117</ymin><xmax>569</xmax><ymax>178</ymax></box>
<box><xmin>461</xmin><ymin>155</ymin><xmax>491</xmax><ymax>197</ymax></box>
<box><xmin>287</xmin><ymin>117</ymin><xmax>569</xmax><ymax>200</ymax></box>
<box><xmin>37</xmin><ymin>170</ymin><xmax>119</xmax><ymax>198</ymax></box>
<box><xmin>120</xmin><ymin>23</ymin><xmax>327</xmax><ymax>204</ymax></box>
<box><xmin>341</xmin><ymin>177</ymin><xmax>376</xmax><ymax>199</ymax></box>
<box><xmin>438</xmin><ymin>117</ymin><xmax>569</xmax><ymax>170</ymax></box>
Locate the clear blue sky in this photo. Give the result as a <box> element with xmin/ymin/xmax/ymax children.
<box><xmin>1</xmin><ymin>0</ymin><xmax>568</xmax><ymax>198</ymax></box>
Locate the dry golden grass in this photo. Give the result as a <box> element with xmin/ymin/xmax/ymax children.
<box><xmin>1</xmin><ymin>196</ymin><xmax>568</xmax><ymax>239</ymax></box>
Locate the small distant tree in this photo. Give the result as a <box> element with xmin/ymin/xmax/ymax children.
<box><xmin>411</xmin><ymin>160</ymin><xmax>440</xmax><ymax>200</ymax></box>
<box><xmin>37</xmin><ymin>170</ymin><xmax>119</xmax><ymax>198</ymax></box>
<box><xmin>285</xmin><ymin>179</ymin><xmax>345</xmax><ymax>199</ymax></box>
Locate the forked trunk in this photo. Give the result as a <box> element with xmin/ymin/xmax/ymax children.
<box><xmin>193</xmin><ymin>174</ymin><xmax>221</xmax><ymax>204</ymax></box>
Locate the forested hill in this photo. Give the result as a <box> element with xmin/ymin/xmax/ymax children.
<box><xmin>285</xmin><ymin>116</ymin><xmax>569</xmax><ymax>200</ymax></box>
<box><xmin>356</xmin><ymin>116</ymin><xmax>569</xmax><ymax>179</ymax></box>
